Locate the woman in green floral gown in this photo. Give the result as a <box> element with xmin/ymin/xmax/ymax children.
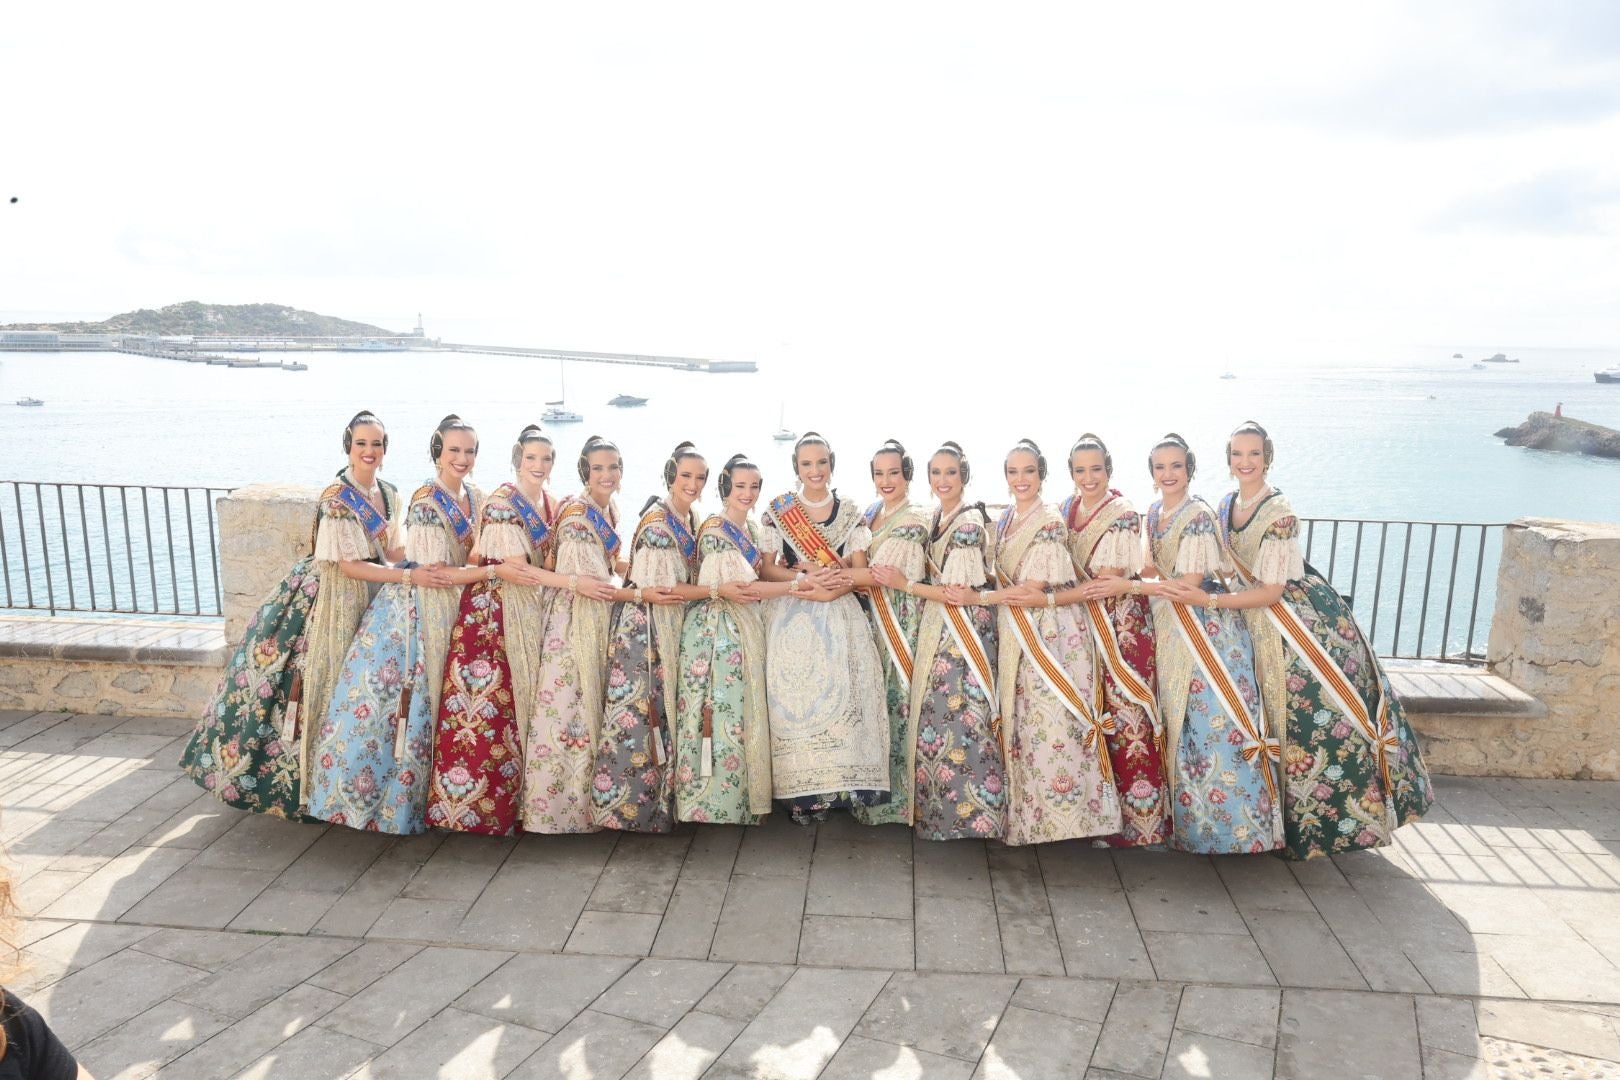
<box><xmin>672</xmin><ymin>454</ymin><xmax>798</xmax><ymax>824</ymax></box>
<box><xmin>179</xmin><ymin>411</ymin><xmax>404</xmax><ymax>818</ymax></box>
<box><xmin>1166</xmin><ymin>421</ymin><xmax>1434</xmax><ymax>859</ymax></box>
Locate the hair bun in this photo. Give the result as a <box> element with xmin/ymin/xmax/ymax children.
<box><xmin>725</xmin><ymin>452</ymin><xmax>752</xmax><ymax>468</ymax></box>
<box><xmin>939</xmin><ymin>440</ymin><xmax>963</xmax><ymax>453</ymax></box>
<box><xmin>439</xmin><ymin>413</ymin><xmax>462</xmax><ymax>426</ymax></box>
<box><xmin>1017</xmin><ymin>437</ymin><xmax>1043</xmax><ymax>453</ymax></box>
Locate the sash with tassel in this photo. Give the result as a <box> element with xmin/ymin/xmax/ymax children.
<box><xmin>1222</xmin><ymin>527</ymin><xmax>1399</xmax><ymax>826</ymax></box>
<box><xmin>994</xmin><ymin>508</ymin><xmax>1115</xmax><ymax>785</ymax></box>
<box><xmin>1164</xmin><ymin>599</ymin><xmax>1280</xmax><ymax>805</ymax></box>
<box><xmin>621</xmin><ymin>504</ymin><xmax>694</xmax><ymax>767</ymax></box>
<box><xmin>924</xmin><ymin>548</ymin><xmax>999</xmax><ymax>743</ymax></box>
<box><xmin>699</xmin><ymin>515</ymin><xmax>762</xmax><ymax>776</ymax></box>
<box><xmin>863</xmin><ymin>501</ymin><xmax>916</xmax><ymax>693</ymax></box>
<box><xmin>1064</xmin><ymin>494</ymin><xmax>1164</xmax><ymax>752</ymax></box>
<box><xmin>285</xmin><ymin>478</ymin><xmax>392</xmax><ymax>742</ymax></box>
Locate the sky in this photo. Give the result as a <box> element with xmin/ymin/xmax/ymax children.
<box><xmin>3</xmin><ymin>1</ymin><xmax>1619</xmax><ymax>369</ymax></box>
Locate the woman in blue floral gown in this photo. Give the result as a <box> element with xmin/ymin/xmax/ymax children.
<box><xmin>307</xmin><ymin>415</ymin><xmax>488</xmax><ymax>834</ymax></box>
<box><xmin>1143</xmin><ymin>434</ymin><xmax>1283</xmax><ymax>854</ymax></box>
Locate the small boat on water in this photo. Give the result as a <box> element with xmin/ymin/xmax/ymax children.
<box><xmin>1482</xmin><ymin>353</ymin><xmax>1520</xmax><ymax>363</ymax></box>
<box><xmin>1219</xmin><ymin>372</ymin><xmax>1237</xmax><ymax>380</ymax></box>
<box><xmin>1452</xmin><ymin>353</ymin><xmax>1464</xmax><ymax>359</ymax></box>
<box><xmin>1471</xmin><ymin>363</ymin><xmax>1487</xmax><ymax>370</ymax></box>
<box><xmin>16</xmin><ymin>397</ymin><xmax>43</xmax><ymax>406</ymax></box>
<box><xmin>284</xmin><ymin>361</ymin><xmax>308</xmax><ymax>371</ymax></box>
<box><xmin>1596</xmin><ymin>367</ymin><xmax>1620</xmax><ymax>385</ymax></box>
<box><xmin>543</xmin><ymin>360</ymin><xmax>584</xmax><ymax>422</ymax></box>
<box><xmin>772</xmin><ymin>404</ymin><xmax>795</xmax><ymax>442</ymax></box>
<box><xmin>608</xmin><ymin>393</ymin><xmax>648</xmax><ymax>407</ymax></box>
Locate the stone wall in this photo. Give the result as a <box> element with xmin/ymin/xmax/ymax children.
<box><xmin>0</xmin><ymin>656</ymin><xmax>222</xmax><ymax>718</ymax></box>
<box><xmin>219</xmin><ymin>483</ymin><xmax>322</xmax><ymax>645</ymax></box>
<box><xmin>1486</xmin><ymin>518</ymin><xmax>1620</xmax><ymax>780</ymax></box>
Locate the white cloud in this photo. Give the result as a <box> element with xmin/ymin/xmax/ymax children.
<box><xmin>2</xmin><ymin>0</ymin><xmax>1618</xmax><ymax>362</ymax></box>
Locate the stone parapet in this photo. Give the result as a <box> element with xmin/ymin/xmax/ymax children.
<box><xmin>218</xmin><ymin>483</ymin><xmax>321</xmax><ymax>644</ymax></box>
<box><xmin>1487</xmin><ymin>518</ymin><xmax>1620</xmax><ymax>779</ymax></box>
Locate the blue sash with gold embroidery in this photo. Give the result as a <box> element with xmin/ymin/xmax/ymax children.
<box><xmin>719</xmin><ymin>517</ymin><xmax>759</xmax><ymax>565</ymax></box>
<box><xmin>581</xmin><ymin>500</ymin><xmax>621</xmax><ymax>558</ymax></box>
<box><xmin>336</xmin><ymin>482</ymin><xmax>390</xmax><ymax>541</ymax></box>
<box><xmin>863</xmin><ymin>499</ymin><xmax>883</xmax><ymax>527</ymax></box>
<box><xmin>507</xmin><ymin>489</ymin><xmax>550</xmax><ymax>551</ymax></box>
<box><xmin>430</xmin><ymin>486</ymin><xmax>474</xmax><ymax>543</ymax></box>
<box><xmin>664</xmin><ymin>507</ymin><xmax>697</xmax><ymax>563</ymax></box>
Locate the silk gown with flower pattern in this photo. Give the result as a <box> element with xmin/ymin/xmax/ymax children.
<box><xmin>180</xmin><ymin>471</ymin><xmax>399</xmax><ymax>818</ymax></box>
<box><xmin>760</xmin><ymin>494</ymin><xmax>890</xmax><ymax>824</ymax></box>
<box><xmin>1220</xmin><ymin>490</ymin><xmax>1433</xmax><ymax>859</ymax></box>
<box><xmin>673</xmin><ymin>518</ymin><xmax>774</xmax><ymax>825</ymax></box>
<box><xmin>910</xmin><ymin>506</ymin><xmax>1006</xmax><ymax>840</ymax></box>
<box><xmin>1064</xmin><ymin>491</ymin><xmax>1171</xmax><ymax>848</ymax></box>
<box><xmin>590</xmin><ymin>503</ymin><xmax>700</xmax><ymax>832</ymax></box>
<box><xmin>995</xmin><ymin>506</ymin><xmax>1122</xmax><ymax>845</ymax></box>
<box><xmin>1148</xmin><ymin>496</ymin><xmax>1283</xmax><ymax>854</ymax></box>
<box><xmin>307</xmin><ymin>480</ymin><xmax>480</xmax><ymax>834</ymax></box>
<box><xmin>426</xmin><ymin>483</ymin><xmax>556</xmax><ymax>835</ymax></box>
<box><xmin>523</xmin><ymin>497</ymin><xmax>618</xmax><ymax>833</ymax></box>
<box><xmin>852</xmin><ymin>502</ymin><xmax>929</xmax><ymax>827</ymax></box>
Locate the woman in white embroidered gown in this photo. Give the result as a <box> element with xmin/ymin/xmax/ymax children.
<box><xmin>757</xmin><ymin>432</ymin><xmax>890</xmax><ymax>824</ymax></box>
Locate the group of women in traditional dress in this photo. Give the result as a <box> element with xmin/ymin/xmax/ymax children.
<box><xmin>179</xmin><ymin>411</ymin><xmax>1433</xmax><ymax>860</ymax></box>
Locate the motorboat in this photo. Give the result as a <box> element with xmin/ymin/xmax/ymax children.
<box><xmin>1481</xmin><ymin>353</ymin><xmax>1519</xmax><ymax>363</ymax></box>
<box><xmin>1219</xmin><ymin>372</ymin><xmax>1237</xmax><ymax>380</ymax></box>
<box><xmin>1471</xmin><ymin>363</ymin><xmax>1487</xmax><ymax>370</ymax></box>
<box><xmin>1452</xmin><ymin>353</ymin><xmax>1464</xmax><ymax>359</ymax></box>
<box><xmin>284</xmin><ymin>361</ymin><xmax>308</xmax><ymax>371</ymax></box>
<box><xmin>608</xmin><ymin>393</ymin><xmax>649</xmax><ymax>407</ymax></box>
<box><xmin>16</xmin><ymin>396</ymin><xmax>43</xmax><ymax>406</ymax></box>
<box><xmin>1596</xmin><ymin>367</ymin><xmax>1620</xmax><ymax>384</ymax></box>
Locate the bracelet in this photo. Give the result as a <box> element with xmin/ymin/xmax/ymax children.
<box><xmin>709</xmin><ymin>582</ymin><xmax>720</xmax><ymax>601</ymax></box>
<box><xmin>401</xmin><ymin>567</ymin><xmax>413</xmax><ymax>588</ymax></box>
<box><xmin>903</xmin><ymin>580</ymin><xmax>913</xmax><ymax>595</ymax></box>
<box><xmin>1130</xmin><ymin>580</ymin><xmax>1141</xmax><ymax>596</ymax></box>
<box><xmin>1211</xmin><ymin>593</ymin><xmax>1220</xmax><ymax>610</ymax></box>
<box><xmin>633</xmin><ymin>586</ymin><xmax>644</xmax><ymax>604</ymax></box>
<box><xmin>569</xmin><ymin>574</ymin><xmax>579</xmax><ymax>594</ymax></box>
<box><xmin>1046</xmin><ymin>592</ymin><xmax>1056</xmax><ymax>609</ymax></box>
<box><xmin>978</xmin><ymin>589</ymin><xmax>992</xmax><ymax>605</ymax></box>
<box><xmin>486</xmin><ymin>565</ymin><xmax>499</xmax><ymax>584</ymax></box>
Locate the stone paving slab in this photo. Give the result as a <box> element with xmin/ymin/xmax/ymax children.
<box><xmin>6</xmin><ymin>712</ymin><xmax>1620</xmax><ymax>1076</ymax></box>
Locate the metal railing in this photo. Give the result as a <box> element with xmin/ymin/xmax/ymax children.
<box><xmin>0</xmin><ymin>482</ymin><xmax>230</xmax><ymax>617</ymax></box>
<box><xmin>1299</xmin><ymin>517</ymin><xmax>1506</xmax><ymax>664</ymax></box>
<box><xmin>0</xmin><ymin>482</ymin><xmax>1507</xmax><ymax>660</ymax></box>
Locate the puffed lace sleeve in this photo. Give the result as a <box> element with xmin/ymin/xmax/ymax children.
<box><xmin>478</xmin><ymin>490</ymin><xmax>533</xmax><ymax>561</ymax></box>
<box><xmin>553</xmin><ymin>515</ymin><xmax>613</xmax><ymax>578</ymax></box>
<box><xmin>756</xmin><ymin>525</ymin><xmax>781</xmax><ymax>555</ymax></box>
<box><xmin>1089</xmin><ymin>512</ymin><xmax>1145</xmax><ymax>576</ymax></box>
<box><xmin>938</xmin><ymin>519</ymin><xmax>990</xmax><ymax>587</ymax></box>
<box><xmin>869</xmin><ymin>522</ymin><xmax>927</xmax><ymax>582</ymax></box>
<box><xmin>313</xmin><ymin>499</ymin><xmax>375</xmax><ymax>563</ymax></box>
<box><xmin>1173</xmin><ymin>508</ymin><xmax>1227</xmax><ymax>579</ymax></box>
<box><xmin>629</xmin><ymin>521</ymin><xmax>689</xmax><ymax>588</ymax></box>
<box><xmin>1255</xmin><ymin>514</ymin><xmax>1305</xmax><ymax>585</ymax></box>
<box><xmin>1019</xmin><ymin>520</ymin><xmax>1077</xmax><ymax>585</ymax></box>
<box><xmin>406</xmin><ymin>499</ymin><xmax>454</xmax><ymax>565</ymax></box>
<box><xmin>846</xmin><ymin>523</ymin><xmax>873</xmax><ymax>555</ymax></box>
<box><xmin>696</xmin><ymin>531</ymin><xmax>758</xmax><ymax>586</ymax></box>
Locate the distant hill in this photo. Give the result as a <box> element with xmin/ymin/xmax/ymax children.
<box><xmin>2</xmin><ymin>302</ymin><xmax>401</xmax><ymax>337</ymax></box>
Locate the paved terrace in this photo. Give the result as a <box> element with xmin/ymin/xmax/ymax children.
<box><xmin>4</xmin><ymin>711</ymin><xmax>1620</xmax><ymax>1078</ymax></box>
